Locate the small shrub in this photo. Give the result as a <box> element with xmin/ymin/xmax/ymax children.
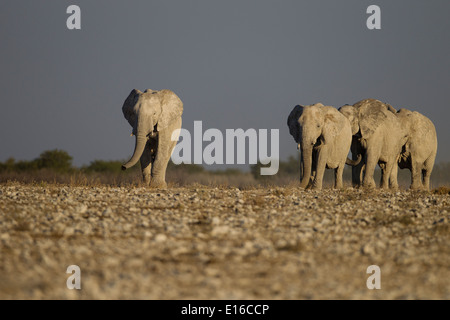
<box><xmin>36</xmin><ymin>149</ymin><xmax>73</xmax><ymax>172</ymax></box>
<box><xmin>433</xmin><ymin>186</ymin><xmax>450</xmax><ymax>195</ymax></box>
<box><xmin>83</xmin><ymin>160</ymin><xmax>124</xmax><ymax>174</ymax></box>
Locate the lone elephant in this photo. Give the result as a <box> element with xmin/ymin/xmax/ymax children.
<box><xmin>121</xmin><ymin>89</ymin><xmax>183</xmax><ymax>188</ymax></box>
<box><xmin>395</xmin><ymin>108</ymin><xmax>437</xmax><ymax>190</ymax></box>
<box><xmin>287</xmin><ymin>103</ymin><xmax>360</xmax><ymax>190</ymax></box>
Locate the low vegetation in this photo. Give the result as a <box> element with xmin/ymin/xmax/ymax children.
<box><xmin>1</xmin><ymin>150</ymin><xmax>449</xmax><ymax>189</ymax></box>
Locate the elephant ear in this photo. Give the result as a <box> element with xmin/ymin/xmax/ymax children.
<box><xmin>156</xmin><ymin>90</ymin><xmax>183</xmax><ymax>131</ymax></box>
<box><xmin>287</xmin><ymin>105</ymin><xmax>304</xmax><ymax>143</ymax></box>
<box><xmin>339</xmin><ymin>104</ymin><xmax>359</xmax><ymax>135</ymax></box>
<box><xmin>386</xmin><ymin>103</ymin><xmax>397</xmax><ymax>114</ymax></box>
<box><xmin>321</xmin><ymin>107</ymin><xmax>339</xmax><ymax>145</ymax></box>
<box><xmin>356</xmin><ymin>99</ymin><xmax>388</xmax><ymax>139</ymax></box>
<box><xmin>122</xmin><ymin>89</ymin><xmax>142</xmax><ymax>127</ymax></box>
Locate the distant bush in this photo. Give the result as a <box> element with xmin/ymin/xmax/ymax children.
<box><xmin>15</xmin><ymin>159</ymin><xmax>40</xmax><ymax>171</ymax></box>
<box><xmin>83</xmin><ymin>160</ymin><xmax>125</xmax><ymax>173</ymax></box>
<box><xmin>168</xmin><ymin>162</ymin><xmax>205</xmax><ymax>174</ymax></box>
<box><xmin>0</xmin><ymin>158</ymin><xmax>17</xmax><ymax>172</ymax></box>
<box><xmin>251</xmin><ymin>155</ymin><xmax>299</xmax><ymax>181</ymax></box>
<box><xmin>36</xmin><ymin>149</ymin><xmax>73</xmax><ymax>172</ymax></box>
<box><xmin>0</xmin><ymin>150</ymin><xmax>73</xmax><ymax>173</ymax></box>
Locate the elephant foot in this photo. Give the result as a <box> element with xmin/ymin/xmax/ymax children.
<box><xmin>362</xmin><ymin>182</ymin><xmax>376</xmax><ymax>190</ymax></box>
<box><xmin>149</xmin><ymin>180</ymin><xmax>167</xmax><ymax>189</ymax></box>
<box><xmin>410</xmin><ymin>184</ymin><xmax>423</xmax><ymax>191</ymax></box>
<box><xmin>380</xmin><ymin>183</ymin><xmax>391</xmax><ymax>190</ymax></box>
<box><xmin>311</xmin><ymin>182</ymin><xmax>322</xmax><ymax>190</ymax></box>
<box><xmin>142</xmin><ymin>176</ymin><xmax>151</xmax><ymax>186</ymax></box>
<box><xmin>299</xmin><ymin>182</ymin><xmax>310</xmax><ymax>189</ymax></box>
<box><xmin>334</xmin><ymin>179</ymin><xmax>344</xmax><ymax>189</ymax></box>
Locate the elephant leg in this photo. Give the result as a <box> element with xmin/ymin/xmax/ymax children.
<box><xmin>352</xmin><ymin>164</ymin><xmax>360</xmax><ymax>187</ymax></box>
<box><xmin>389</xmin><ymin>161</ymin><xmax>399</xmax><ymax>190</ymax></box>
<box><xmin>350</xmin><ymin>154</ymin><xmax>365</xmax><ymax>188</ymax></box>
<box><xmin>380</xmin><ymin>160</ymin><xmax>395</xmax><ymax>190</ymax></box>
<box><xmin>422</xmin><ymin>155</ymin><xmax>435</xmax><ymax>191</ymax></box>
<box><xmin>350</xmin><ymin>138</ymin><xmax>361</xmax><ymax>187</ymax></box>
<box><xmin>362</xmin><ymin>153</ymin><xmax>377</xmax><ymax>189</ymax></box>
<box><xmin>379</xmin><ymin>162</ymin><xmax>386</xmax><ymax>188</ymax></box>
<box><xmin>312</xmin><ymin>149</ymin><xmax>327</xmax><ymax>190</ymax></box>
<box><xmin>410</xmin><ymin>161</ymin><xmax>423</xmax><ymax>190</ymax></box>
<box><xmin>140</xmin><ymin>138</ymin><xmax>157</xmax><ymax>186</ymax></box>
<box><xmin>352</xmin><ymin>154</ymin><xmax>366</xmax><ymax>188</ymax></box>
<box><xmin>150</xmin><ymin>131</ymin><xmax>177</xmax><ymax>189</ymax></box>
<box><xmin>150</xmin><ymin>157</ymin><xmax>169</xmax><ymax>189</ymax></box>
<box><xmin>335</xmin><ymin>163</ymin><xmax>345</xmax><ymax>189</ymax></box>
<box><xmin>423</xmin><ymin>169</ymin><xmax>431</xmax><ymax>191</ymax></box>
<box><xmin>310</xmin><ymin>148</ymin><xmax>319</xmax><ymax>188</ymax></box>
<box><xmin>140</xmin><ymin>148</ymin><xmax>152</xmax><ymax>186</ymax></box>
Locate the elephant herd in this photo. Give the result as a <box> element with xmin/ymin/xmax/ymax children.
<box><xmin>288</xmin><ymin>99</ymin><xmax>438</xmax><ymax>191</ymax></box>
<box><xmin>120</xmin><ymin>89</ymin><xmax>437</xmax><ymax>191</ymax></box>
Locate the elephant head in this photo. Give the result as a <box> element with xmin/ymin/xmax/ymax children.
<box><xmin>338</xmin><ymin>99</ymin><xmax>396</xmax><ymax>146</ymax></box>
<box><xmin>121</xmin><ymin>89</ymin><xmax>183</xmax><ymax>170</ymax></box>
<box><xmin>288</xmin><ymin>103</ymin><xmax>337</xmax><ymax>188</ymax></box>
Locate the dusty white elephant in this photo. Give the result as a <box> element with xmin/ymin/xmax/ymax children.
<box><xmin>287</xmin><ymin>103</ymin><xmax>361</xmax><ymax>190</ymax></box>
<box><xmin>395</xmin><ymin>108</ymin><xmax>438</xmax><ymax>190</ymax></box>
<box><xmin>339</xmin><ymin>99</ymin><xmax>408</xmax><ymax>189</ymax></box>
<box><xmin>122</xmin><ymin>89</ymin><xmax>183</xmax><ymax>188</ymax></box>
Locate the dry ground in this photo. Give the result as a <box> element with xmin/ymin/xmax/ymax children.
<box><xmin>0</xmin><ymin>182</ymin><xmax>449</xmax><ymax>299</ymax></box>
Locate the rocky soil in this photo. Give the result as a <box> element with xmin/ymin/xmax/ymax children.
<box><xmin>0</xmin><ymin>182</ymin><xmax>449</xmax><ymax>299</ymax></box>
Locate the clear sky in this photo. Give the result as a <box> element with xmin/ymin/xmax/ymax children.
<box><xmin>1</xmin><ymin>1</ymin><xmax>449</xmax><ymax>168</ymax></box>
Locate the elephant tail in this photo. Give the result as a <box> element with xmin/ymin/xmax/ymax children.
<box><xmin>346</xmin><ymin>154</ymin><xmax>362</xmax><ymax>166</ymax></box>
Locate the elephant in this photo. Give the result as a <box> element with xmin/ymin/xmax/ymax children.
<box><xmin>121</xmin><ymin>89</ymin><xmax>183</xmax><ymax>188</ymax></box>
<box><xmin>395</xmin><ymin>108</ymin><xmax>437</xmax><ymax>190</ymax></box>
<box><xmin>339</xmin><ymin>99</ymin><xmax>408</xmax><ymax>189</ymax></box>
<box><xmin>287</xmin><ymin>103</ymin><xmax>361</xmax><ymax>190</ymax></box>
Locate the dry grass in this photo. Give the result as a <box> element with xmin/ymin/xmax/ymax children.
<box><xmin>2</xmin><ymin>165</ymin><xmax>450</xmax><ymax>190</ymax></box>
<box><xmin>433</xmin><ymin>186</ymin><xmax>450</xmax><ymax>195</ymax></box>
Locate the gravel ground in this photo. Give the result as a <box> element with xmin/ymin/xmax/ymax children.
<box><xmin>0</xmin><ymin>182</ymin><xmax>449</xmax><ymax>299</ymax></box>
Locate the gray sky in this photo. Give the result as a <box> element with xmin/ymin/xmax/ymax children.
<box><xmin>1</xmin><ymin>0</ymin><xmax>449</xmax><ymax>168</ymax></box>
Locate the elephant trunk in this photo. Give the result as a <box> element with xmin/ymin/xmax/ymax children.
<box><xmin>346</xmin><ymin>154</ymin><xmax>362</xmax><ymax>166</ymax></box>
<box><xmin>300</xmin><ymin>144</ymin><xmax>312</xmax><ymax>188</ymax></box>
<box><xmin>122</xmin><ymin>133</ymin><xmax>147</xmax><ymax>170</ymax></box>
<box><xmin>122</xmin><ymin>115</ymin><xmax>151</xmax><ymax>170</ymax></box>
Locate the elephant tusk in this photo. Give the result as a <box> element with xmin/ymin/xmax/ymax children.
<box><xmin>297</xmin><ymin>143</ymin><xmax>301</xmax><ymax>151</ymax></box>
<box><xmin>130</xmin><ymin>132</ymin><xmax>134</xmax><ymax>137</ymax></box>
